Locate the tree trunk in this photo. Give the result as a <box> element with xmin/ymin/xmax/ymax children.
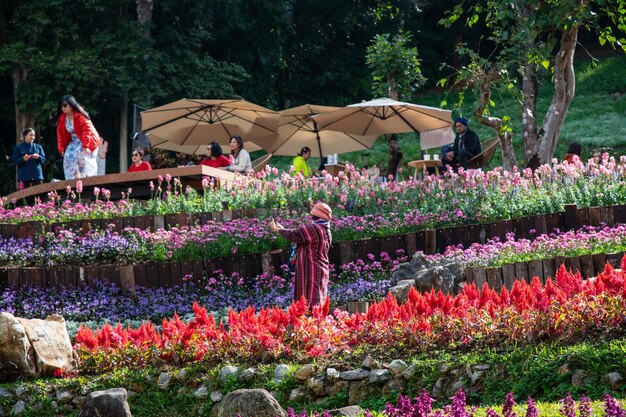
<box><xmin>536</xmin><ymin>26</ymin><xmax>578</xmax><ymax>165</ymax></box>
<box><xmin>119</xmin><ymin>92</ymin><xmax>129</xmax><ymax>172</ymax></box>
<box><xmin>387</xmin><ymin>77</ymin><xmax>400</xmax><ymax>170</ymax></box>
<box><xmin>135</xmin><ymin>0</ymin><xmax>153</xmax><ymax>37</ymax></box>
<box><xmin>525</xmin><ymin>26</ymin><xmax>578</xmax><ymax>168</ymax></box>
<box><xmin>474</xmin><ymin>79</ymin><xmax>517</xmax><ymax>171</ymax></box>
<box><xmin>11</xmin><ymin>66</ymin><xmax>36</xmax><ymax>144</ymax></box>
<box><xmin>521</xmin><ymin>62</ymin><xmax>539</xmax><ymax>168</ymax></box>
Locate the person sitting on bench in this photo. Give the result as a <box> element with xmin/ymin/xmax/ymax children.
<box><xmin>443</xmin><ymin>117</ymin><xmax>481</xmax><ymax>170</ymax></box>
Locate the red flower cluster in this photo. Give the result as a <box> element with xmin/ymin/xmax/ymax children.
<box><xmin>75</xmin><ymin>258</ymin><xmax>626</xmax><ymax>373</ymax></box>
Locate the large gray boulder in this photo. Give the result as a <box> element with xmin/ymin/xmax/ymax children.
<box><xmin>77</xmin><ymin>388</ymin><xmax>132</xmax><ymax>417</ymax></box>
<box><xmin>0</xmin><ymin>313</ymin><xmax>76</xmax><ymax>382</ymax></box>
<box><xmin>211</xmin><ymin>389</ymin><xmax>287</xmax><ymax>417</ymax></box>
<box><xmin>390</xmin><ymin>253</ymin><xmax>465</xmax><ymax>302</ymax></box>
<box><xmin>392</xmin><ymin>253</ymin><xmax>430</xmax><ymax>284</ymax></box>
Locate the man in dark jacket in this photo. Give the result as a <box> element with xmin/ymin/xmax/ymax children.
<box><xmin>443</xmin><ymin>117</ymin><xmax>481</xmax><ymax>169</ymax></box>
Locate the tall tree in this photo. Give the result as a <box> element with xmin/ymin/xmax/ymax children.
<box><xmin>366</xmin><ymin>30</ymin><xmax>426</xmax><ymax>177</ymax></box>
<box><xmin>441</xmin><ymin>0</ymin><xmax>626</xmax><ymax>168</ymax></box>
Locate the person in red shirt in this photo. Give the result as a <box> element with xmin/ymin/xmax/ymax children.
<box><xmin>200</xmin><ymin>141</ymin><xmax>230</xmax><ymax>169</ymax></box>
<box><xmin>128</xmin><ymin>148</ymin><xmax>152</xmax><ymax>172</ymax></box>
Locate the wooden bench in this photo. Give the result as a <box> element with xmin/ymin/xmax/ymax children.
<box><xmin>466</xmin><ymin>137</ymin><xmax>500</xmax><ymax>169</ymax></box>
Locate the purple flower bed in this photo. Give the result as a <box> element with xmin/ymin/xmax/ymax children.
<box><xmin>0</xmin><ymin>253</ymin><xmax>404</xmax><ymax>322</ymax></box>
<box><xmin>284</xmin><ymin>390</ymin><xmax>626</xmax><ymax>417</ymax></box>
<box><xmin>438</xmin><ymin>224</ymin><xmax>626</xmax><ymax>268</ymax></box>
<box><xmin>0</xmin><ymin>209</ymin><xmax>424</xmax><ymax>266</ymax></box>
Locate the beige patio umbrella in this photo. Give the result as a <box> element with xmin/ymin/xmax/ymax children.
<box><xmin>254</xmin><ymin>104</ymin><xmax>379</xmax><ymax>158</ymax></box>
<box><xmin>141</xmin><ymin>98</ymin><xmax>280</xmax><ymax>147</ymax></box>
<box><xmin>312</xmin><ymin>98</ymin><xmax>453</xmax><ymax>136</ymax></box>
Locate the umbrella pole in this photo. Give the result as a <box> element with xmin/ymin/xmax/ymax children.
<box><xmin>313</xmin><ymin>121</ymin><xmax>325</xmax><ymax>167</ymax></box>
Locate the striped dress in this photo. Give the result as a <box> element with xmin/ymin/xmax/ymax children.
<box><xmin>279</xmin><ymin>220</ymin><xmax>332</xmax><ymax>307</ymax></box>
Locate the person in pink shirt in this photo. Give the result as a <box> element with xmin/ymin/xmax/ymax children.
<box><xmin>200</xmin><ymin>142</ymin><xmax>230</xmax><ymax>169</ymax></box>
<box><xmin>128</xmin><ymin>148</ymin><xmax>152</xmax><ymax>172</ymax></box>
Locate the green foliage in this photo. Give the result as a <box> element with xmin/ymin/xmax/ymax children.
<box><xmin>366</xmin><ymin>31</ymin><xmax>426</xmax><ymax>100</ymax></box>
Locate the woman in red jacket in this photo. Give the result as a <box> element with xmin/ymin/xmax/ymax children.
<box><xmin>54</xmin><ymin>95</ymin><xmax>100</xmax><ymax>179</ymax></box>
<box><xmin>128</xmin><ymin>148</ymin><xmax>152</xmax><ymax>172</ymax></box>
<box><xmin>200</xmin><ymin>141</ymin><xmax>230</xmax><ymax>168</ymax></box>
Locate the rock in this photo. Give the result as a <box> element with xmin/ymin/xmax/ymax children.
<box><xmin>294</xmin><ymin>364</ymin><xmax>315</xmax><ymax>382</ymax></box>
<box><xmin>327</xmin><ymin>381</ymin><xmax>349</xmax><ymax>398</ymax></box>
<box><xmin>441</xmin><ymin>259</ymin><xmax>465</xmax><ymax>283</ymax></box>
<box><xmin>402</xmin><ymin>364</ymin><xmax>417</xmax><ymax>380</ymax></box>
<box><xmin>175</xmin><ymin>369</ymin><xmax>188</xmax><ymax>381</ymax></box>
<box><xmin>392</xmin><ymin>253</ymin><xmax>430</xmax><ymax>284</ymax></box>
<box><xmin>157</xmin><ymin>372</ymin><xmax>171</xmax><ymax>390</ymax></box>
<box><xmin>571</xmin><ymin>370</ymin><xmax>588</xmax><ymax>387</ymax></box>
<box><xmin>382</xmin><ymin>379</ymin><xmax>406</xmax><ymax>396</ymax></box>
<box><xmin>389</xmin><ymin>282</ymin><xmax>414</xmax><ymax>304</ymax></box>
<box><xmin>557</xmin><ymin>363</ymin><xmax>570</xmax><ymax>375</ymax></box>
<box><xmin>0</xmin><ymin>387</ymin><xmax>9</xmax><ymax>399</ymax></box>
<box><xmin>387</xmin><ymin>360</ymin><xmax>408</xmax><ymax>376</ymax></box>
<box><xmin>210</xmin><ymin>391</ymin><xmax>223</xmax><ymax>402</ymax></box>
<box><xmin>211</xmin><ymin>389</ymin><xmax>286</xmax><ymax>417</ymax></box>
<box><xmin>432</xmin><ymin>377</ymin><xmax>445</xmax><ymax>398</ymax></box>
<box><xmin>80</xmin><ymin>386</ymin><xmax>90</xmax><ymax>396</ymax></box>
<box><xmin>469</xmin><ymin>370</ymin><xmax>484</xmax><ymax>384</ymax></box>
<box><xmin>306</xmin><ymin>376</ymin><xmax>326</xmax><ymax>397</ymax></box>
<box><xmin>50</xmin><ymin>401</ymin><xmax>58</xmax><ymax>411</ymax></box>
<box><xmin>390</xmin><ymin>255</ymin><xmax>465</xmax><ymax>299</ymax></box>
<box><xmin>327</xmin><ymin>405</ymin><xmax>365</xmax><ymax>416</ymax></box>
<box><xmin>369</xmin><ymin>369</ymin><xmax>392</xmax><ymax>384</ymax></box>
<box><xmin>326</xmin><ymin>368</ymin><xmax>341</xmax><ymax>381</ymax></box>
<box><xmin>288</xmin><ymin>388</ymin><xmax>308</xmax><ymax>402</ymax></box>
<box><xmin>362</xmin><ymin>356</ymin><xmax>380</xmax><ymax>370</ymax></box>
<box><xmin>11</xmin><ymin>400</ymin><xmax>26</xmax><ymax>416</ymax></box>
<box><xmin>219</xmin><ymin>366</ymin><xmax>239</xmax><ymax>384</ymax></box>
<box><xmin>339</xmin><ymin>369</ymin><xmax>370</xmax><ymax>381</ymax></box>
<box><xmin>415</xmin><ymin>266</ymin><xmax>457</xmax><ymax>295</ymax></box>
<box><xmin>193</xmin><ymin>386</ymin><xmax>209</xmax><ymax>399</ymax></box>
<box><xmin>77</xmin><ymin>388</ymin><xmax>132</xmax><ymax>417</ymax></box>
<box><xmin>348</xmin><ymin>381</ymin><xmax>377</xmax><ymax>405</ymax></box>
<box><xmin>274</xmin><ymin>364</ymin><xmax>291</xmax><ymax>383</ymax></box>
<box><xmin>608</xmin><ymin>372</ymin><xmax>623</xmax><ymax>389</ymax></box>
<box><xmin>56</xmin><ymin>390</ymin><xmax>73</xmax><ymax>404</ymax></box>
<box><xmin>72</xmin><ymin>396</ymin><xmax>85</xmax><ymax>408</ymax></box>
<box><xmin>450</xmin><ymin>377</ymin><xmax>464</xmax><ymax>394</ymax></box>
<box><xmin>239</xmin><ymin>368</ymin><xmax>261</xmax><ymax>383</ymax></box>
<box><xmin>0</xmin><ymin>313</ymin><xmax>76</xmax><ymax>382</ymax></box>
<box><xmin>14</xmin><ymin>387</ymin><xmax>25</xmax><ymax>397</ymax></box>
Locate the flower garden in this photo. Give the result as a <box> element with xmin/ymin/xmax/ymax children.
<box><xmin>1</xmin><ymin>157</ymin><xmax>626</xmax><ymax>416</ymax></box>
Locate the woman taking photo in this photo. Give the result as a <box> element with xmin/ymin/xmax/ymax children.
<box><xmin>128</xmin><ymin>148</ymin><xmax>152</xmax><ymax>172</ymax></box>
<box><xmin>222</xmin><ymin>135</ymin><xmax>251</xmax><ymax>173</ymax></box>
<box><xmin>201</xmin><ymin>141</ymin><xmax>230</xmax><ymax>168</ymax></box>
<box><xmin>12</xmin><ymin>128</ymin><xmax>46</xmax><ymax>188</ymax></box>
<box><xmin>54</xmin><ymin>95</ymin><xmax>100</xmax><ymax>179</ymax></box>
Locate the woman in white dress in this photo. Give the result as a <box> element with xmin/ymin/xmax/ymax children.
<box><xmin>54</xmin><ymin>95</ymin><xmax>100</xmax><ymax>179</ymax></box>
